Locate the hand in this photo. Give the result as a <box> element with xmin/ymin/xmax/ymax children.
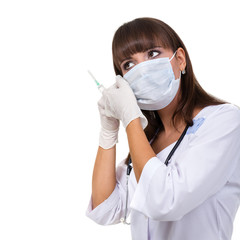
<box><xmin>98</xmin><ymin>95</ymin><xmax>120</xmax><ymax>149</ymax></box>
<box><xmin>103</xmin><ymin>75</ymin><xmax>148</xmax><ymax>129</ymax></box>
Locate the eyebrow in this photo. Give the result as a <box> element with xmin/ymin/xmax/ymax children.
<box><xmin>119</xmin><ymin>46</ymin><xmax>163</xmax><ymax>65</ymax></box>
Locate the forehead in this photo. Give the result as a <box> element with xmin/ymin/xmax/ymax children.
<box><xmin>113</xmin><ymin>26</ymin><xmax>170</xmax><ymax>67</ymax></box>
<box><xmin>117</xmin><ymin>35</ymin><xmax>166</xmax><ymax>64</ymax></box>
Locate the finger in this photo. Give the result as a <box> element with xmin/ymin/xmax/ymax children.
<box><xmin>102</xmin><ymin>82</ymin><xmax>117</xmax><ymax>97</ymax></box>
<box><xmin>97</xmin><ymin>95</ymin><xmax>106</xmax><ymax>109</ymax></box>
<box><xmin>115</xmin><ymin>75</ymin><xmax>129</xmax><ymax>88</ymax></box>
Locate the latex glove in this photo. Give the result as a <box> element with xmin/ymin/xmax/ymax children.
<box><xmin>103</xmin><ymin>75</ymin><xmax>148</xmax><ymax>129</ymax></box>
<box><xmin>98</xmin><ymin>95</ymin><xmax>120</xmax><ymax>149</ymax></box>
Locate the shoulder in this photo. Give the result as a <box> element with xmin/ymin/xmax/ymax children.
<box><xmin>196</xmin><ymin>103</ymin><xmax>240</xmax><ymax>122</ymax></box>
<box><xmin>187</xmin><ymin>104</ymin><xmax>240</xmax><ymax>136</ymax></box>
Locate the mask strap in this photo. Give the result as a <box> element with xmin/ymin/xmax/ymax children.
<box><xmin>169</xmin><ymin>51</ymin><xmax>177</xmax><ymax>62</ymax></box>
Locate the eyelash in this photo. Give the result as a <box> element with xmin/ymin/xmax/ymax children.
<box><xmin>123</xmin><ymin>61</ymin><xmax>134</xmax><ymax>71</ymax></box>
<box><xmin>148</xmin><ymin>50</ymin><xmax>161</xmax><ymax>58</ymax></box>
<box><xmin>122</xmin><ymin>49</ymin><xmax>162</xmax><ymax>71</ymax></box>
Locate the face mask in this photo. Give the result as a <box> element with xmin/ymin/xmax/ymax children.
<box><xmin>123</xmin><ymin>52</ymin><xmax>181</xmax><ymax>111</ymax></box>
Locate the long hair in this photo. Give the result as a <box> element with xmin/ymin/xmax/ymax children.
<box><xmin>112</xmin><ymin>18</ymin><xmax>225</xmax><ymax>160</ymax></box>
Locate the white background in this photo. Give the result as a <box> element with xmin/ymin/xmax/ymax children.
<box><xmin>0</xmin><ymin>0</ymin><xmax>240</xmax><ymax>239</ymax></box>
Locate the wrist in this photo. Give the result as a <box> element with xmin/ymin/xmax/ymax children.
<box><xmin>99</xmin><ymin>127</ymin><xmax>119</xmax><ymax>149</ymax></box>
<box><xmin>126</xmin><ymin>118</ymin><xmax>142</xmax><ymax>132</ymax></box>
<box><xmin>122</xmin><ymin>108</ymin><xmax>148</xmax><ymax>130</ymax></box>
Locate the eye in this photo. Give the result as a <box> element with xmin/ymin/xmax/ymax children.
<box><xmin>123</xmin><ymin>61</ymin><xmax>135</xmax><ymax>71</ymax></box>
<box><xmin>148</xmin><ymin>50</ymin><xmax>161</xmax><ymax>59</ymax></box>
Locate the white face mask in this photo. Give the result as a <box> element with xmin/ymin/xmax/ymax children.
<box><xmin>123</xmin><ymin>52</ymin><xmax>181</xmax><ymax>110</ymax></box>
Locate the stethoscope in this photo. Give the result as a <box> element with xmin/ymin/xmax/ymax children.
<box><xmin>120</xmin><ymin>124</ymin><xmax>189</xmax><ymax>225</ymax></box>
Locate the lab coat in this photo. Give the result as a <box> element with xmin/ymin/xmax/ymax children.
<box><xmin>86</xmin><ymin>104</ymin><xmax>240</xmax><ymax>240</ymax></box>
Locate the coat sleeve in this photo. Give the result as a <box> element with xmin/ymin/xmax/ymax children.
<box><xmin>86</xmin><ymin>160</ymin><xmax>129</xmax><ymax>225</ymax></box>
<box><xmin>130</xmin><ymin>104</ymin><xmax>240</xmax><ymax>221</ymax></box>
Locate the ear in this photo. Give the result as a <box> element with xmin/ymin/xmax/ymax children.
<box><xmin>176</xmin><ymin>48</ymin><xmax>186</xmax><ymax>73</ymax></box>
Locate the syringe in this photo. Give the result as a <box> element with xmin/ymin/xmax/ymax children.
<box><xmin>87</xmin><ymin>70</ymin><xmax>105</xmax><ymax>93</ymax></box>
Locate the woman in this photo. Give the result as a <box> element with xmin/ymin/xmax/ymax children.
<box><xmin>86</xmin><ymin>17</ymin><xmax>240</xmax><ymax>240</ymax></box>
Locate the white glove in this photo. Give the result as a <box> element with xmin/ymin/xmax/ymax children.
<box><xmin>103</xmin><ymin>75</ymin><xmax>148</xmax><ymax>129</ymax></box>
<box><xmin>98</xmin><ymin>95</ymin><xmax>120</xmax><ymax>149</ymax></box>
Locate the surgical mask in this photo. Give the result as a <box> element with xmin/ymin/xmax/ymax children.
<box><xmin>123</xmin><ymin>52</ymin><xmax>181</xmax><ymax>110</ymax></box>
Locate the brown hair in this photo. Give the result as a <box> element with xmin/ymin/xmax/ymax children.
<box><xmin>112</xmin><ymin>18</ymin><xmax>225</xmax><ymax>154</ymax></box>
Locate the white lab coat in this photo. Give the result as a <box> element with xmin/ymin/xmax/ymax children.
<box><xmin>86</xmin><ymin>104</ymin><xmax>240</xmax><ymax>240</ymax></box>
